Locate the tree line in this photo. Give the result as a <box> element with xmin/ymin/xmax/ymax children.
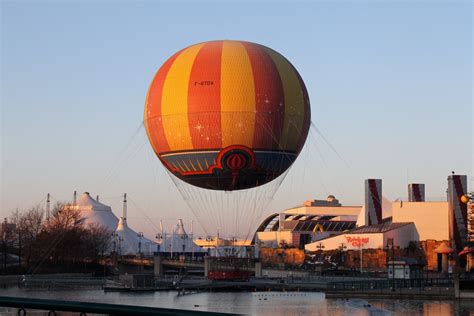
<box><xmin>5</xmin><ymin>203</ymin><xmax>111</xmax><ymax>273</ymax></box>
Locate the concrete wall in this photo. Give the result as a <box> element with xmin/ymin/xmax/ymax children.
<box><xmin>383</xmin><ymin>223</ymin><xmax>418</xmax><ymax>248</ymax></box>
<box><xmin>392</xmin><ymin>201</ymin><xmax>449</xmax><ymax>241</ymax></box>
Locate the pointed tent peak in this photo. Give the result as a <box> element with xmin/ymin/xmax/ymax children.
<box><xmin>76</xmin><ymin>192</ymin><xmax>111</xmax><ymax>212</ymax></box>
<box><xmin>435</xmin><ymin>242</ymin><xmax>454</xmax><ymax>254</ymax></box>
<box><xmin>175</xmin><ymin>219</ymin><xmax>187</xmax><ymax>235</ymax></box>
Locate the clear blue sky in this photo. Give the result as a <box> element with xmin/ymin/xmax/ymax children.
<box><xmin>1</xmin><ymin>1</ymin><xmax>472</xmax><ymax>237</ymax></box>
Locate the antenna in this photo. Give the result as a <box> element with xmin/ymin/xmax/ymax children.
<box><xmin>73</xmin><ymin>190</ymin><xmax>77</xmax><ymax>207</ymax></box>
<box><xmin>46</xmin><ymin>193</ymin><xmax>51</xmax><ymax>222</ymax></box>
<box><xmin>123</xmin><ymin>193</ymin><xmax>127</xmax><ymax>219</ymax></box>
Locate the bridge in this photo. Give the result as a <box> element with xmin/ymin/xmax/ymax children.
<box><xmin>118</xmin><ymin>256</ymin><xmax>261</xmax><ymax>277</ymax></box>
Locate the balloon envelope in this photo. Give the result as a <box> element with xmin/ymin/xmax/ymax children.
<box><xmin>144</xmin><ymin>40</ymin><xmax>310</xmax><ymax>190</ymax></box>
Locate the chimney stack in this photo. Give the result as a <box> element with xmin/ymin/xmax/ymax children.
<box><xmin>447</xmin><ymin>174</ymin><xmax>468</xmax><ymax>252</ymax></box>
<box><xmin>365</xmin><ymin>179</ymin><xmax>382</xmax><ymax>226</ymax></box>
<box><xmin>408</xmin><ymin>183</ymin><xmax>425</xmax><ymax>202</ymax></box>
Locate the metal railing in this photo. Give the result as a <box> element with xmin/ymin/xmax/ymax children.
<box><xmin>0</xmin><ymin>296</ymin><xmax>238</xmax><ymax>316</ymax></box>
<box><xmin>327</xmin><ymin>278</ymin><xmax>454</xmax><ymax>294</ymax></box>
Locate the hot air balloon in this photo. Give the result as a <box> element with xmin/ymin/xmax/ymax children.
<box><xmin>144</xmin><ymin>40</ymin><xmax>310</xmax><ymax>191</ymax></box>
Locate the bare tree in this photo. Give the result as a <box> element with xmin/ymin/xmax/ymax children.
<box><xmin>10</xmin><ymin>206</ymin><xmax>44</xmax><ymax>266</ymax></box>
<box><xmin>46</xmin><ymin>202</ymin><xmax>84</xmax><ymax>232</ymax></box>
<box><xmin>82</xmin><ymin>223</ymin><xmax>112</xmax><ymax>261</ymax></box>
<box><xmin>9</xmin><ymin>202</ymin><xmax>113</xmax><ymax>273</ymax></box>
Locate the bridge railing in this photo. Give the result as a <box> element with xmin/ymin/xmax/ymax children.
<box><xmin>0</xmin><ymin>296</ymin><xmax>237</xmax><ymax>316</ymax></box>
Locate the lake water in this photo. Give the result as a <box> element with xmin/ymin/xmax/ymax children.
<box><xmin>1</xmin><ymin>287</ymin><xmax>473</xmax><ymax>315</ymax></box>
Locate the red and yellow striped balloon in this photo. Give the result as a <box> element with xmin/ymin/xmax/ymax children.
<box><xmin>144</xmin><ymin>40</ymin><xmax>310</xmax><ymax>191</ymax></box>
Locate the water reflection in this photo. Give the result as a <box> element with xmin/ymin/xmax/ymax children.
<box><xmin>0</xmin><ymin>287</ymin><xmax>473</xmax><ymax>315</ymax></box>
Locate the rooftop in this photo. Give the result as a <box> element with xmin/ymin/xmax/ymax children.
<box><xmin>346</xmin><ymin>221</ymin><xmax>412</xmax><ymax>234</ymax></box>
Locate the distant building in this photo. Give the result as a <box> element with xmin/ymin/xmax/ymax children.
<box><xmin>255</xmin><ymin>195</ymin><xmax>360</xmax><ymax>249</ymax></box>
<box><xmin>255</xmin><ymin>174</ymin><xmax>471</xmax><ymax>272</ymax></box>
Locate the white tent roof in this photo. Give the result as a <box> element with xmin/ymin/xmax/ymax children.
<box><xmin>116</xmin><ymin>217</ymin><xmax>154</xmax><ymax>255</ymax></box>
<box><xmin>157</xmin><ymin>219</ymin><xmax>206</xmax><ymax>254</ymax></box>
<box><xmin>74</xmin><ymin>192</ymin><xmax>119</xmax><ymax>232</ymax></box>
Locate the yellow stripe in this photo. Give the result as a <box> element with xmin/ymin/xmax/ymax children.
<box><xmin>161</xmin><ymin>44</ymin><xmax>204</xmax><ymax>150</ymax></box>
<box><xmin>263</xmin><ymin>48</ymin><xmax>305</xmax><ymax>152</ymax></box>
<box><xmin>188</xmin><ymin>159</ymin><xmax>197</xmax><ymax>171</ymax></box>
<box><xmin>220</xmin><ymin>41</ymin><xmax>256</xmax><ymax>147</ymax></box>
<box><xmin>197</xmin><ymin>159</ymin><xmax>204</xmax><ymax>171</ymax></box>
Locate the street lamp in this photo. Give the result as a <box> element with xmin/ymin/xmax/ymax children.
<box><xmin>137</xmin><ymin>232</ymin><xmax>144</xmax><ymax>256</ymax></box>
<box><xmin>117</xmin><ymin>236</ymin><xmax>123</xmax><ymax>257</ymax></box>
<box><xmin>112</xmin><ymin>232</ymin><xmax>118</xmax><ymax>254</ymax></box>
<box><xmin>338</xmin><ymin>243</ymin><xmax>347</xmax><ymax>267</ymax></box>
<box><xmin>155</xmin><ymin>233</ymin><xmax>163</xmax><ymax>253</ymax></box>
<box><xmin>385</xmin><ymin>238</ymin><xmax>395</xmax><ymax>292</ymax></box>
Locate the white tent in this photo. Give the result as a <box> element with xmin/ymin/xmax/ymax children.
<box><xmin>72</xmin><ymin>192</ymin><xmax>155</xmax><ymax>255</ymax></box>
<box><xmin>73</xmin><ymin>192</ymin><xmax>119</xmax><ymax>232</ymax></box>
<box><xmin>156</xmin><ymin>219</ymin><xmax>205</xmax><ymax>255</ymax></box>
<box><xmin>115</xmin><ymin>217</ymin><xmax>155</xmax><ymax>255</ymax></box>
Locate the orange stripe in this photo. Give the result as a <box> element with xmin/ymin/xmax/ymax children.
<box><xmin>144</xmin><ymin>50</ymin><xmax>182</xmax><ymax>153</ymax></box>
<box><xmin>161</xmin><ymin>43</ymin><xmax>204</xmax><ymax>151</ymax></box>
<box><xmin>242</xmin><ymin>42</ymin><xmax>285</xmax><ymax>150</ymax></box>
<box><xmin>187</xmin><ymin>41</ymin><xmax>223</xmax><ymax>150</ymax></box>
<box><xmin>220</xmin><ymin>41</ymin><xmax>256</xmax><ymax>148</ymax></box>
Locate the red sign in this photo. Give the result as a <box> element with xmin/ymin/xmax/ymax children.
<box><xmin>345</xmin><ymin>236</ymin><xmax>369</xmax><ymax>247</ymax></box>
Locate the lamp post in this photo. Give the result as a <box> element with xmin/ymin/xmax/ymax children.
<box><xmin>316</xmin><ymin>242</ymin><xmax>325</xmax><ymax>275</ymax></box>
<box><xmin>316</xmin><ymin>242</ymin><xmax>325</xmax><ymax>251</ymax></box>
<box><xmin>386</xmin><ymin>238</ymin><xmax>395</xmax><ymax>292</ymax></box>
<box><xmin>137</xmin><ymin>232</ymin><xmax>144</xmax><ymax>256</ymax></box>
<box><xmin>112</xmin><ymin>232</ymin><xmax>118</xmax><ymax>254</ymax></box>
<box><xmin>117</xmin><ymin>236</ymin><xmax>123</xmax><ymax>257</ymax></box>
<box><xmin>137</xmin><ymin>232</ymin><xmax>144</xmax><ymax>274</ymax></box>
<box><xmin>155</xmin><ymin>233</ymin><xmax>162</xmax><ymax>253</ymax></box>
<box><xmin>338</xmin><ymin>243</ymin><xmax>347</xmax><ymax>268</ymax></box>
